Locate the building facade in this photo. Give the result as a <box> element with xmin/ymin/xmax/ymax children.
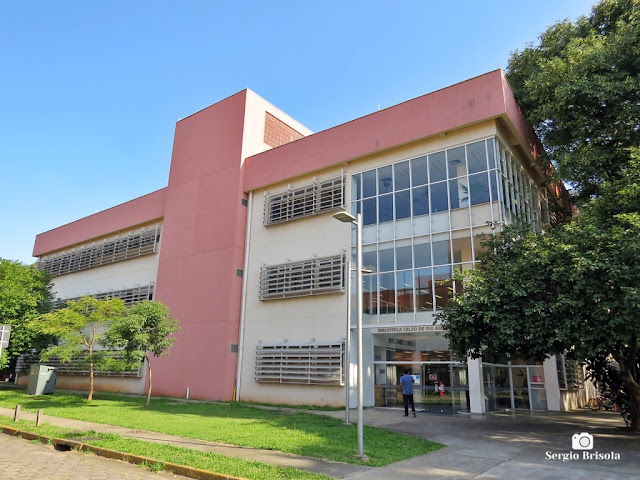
<box><xmin>31</xmin><ymin>70</ymin><xmax>583</xmax><ymax>413</ymax></box>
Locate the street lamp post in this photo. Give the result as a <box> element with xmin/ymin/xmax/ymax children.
<box><xmin>344</xmin><ymin>259</ymin><xmax>351</xmax><ymax>425</ymax></box>
<box><xmin>333</xmin><ymin>211</ymin><xmax>365</xmax><ymax>459</ymax></box>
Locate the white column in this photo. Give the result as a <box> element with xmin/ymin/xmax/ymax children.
<box><xmin>467</xmin><ymin>356</ymin><xmax>485</xmax><ymax>414</ymax></box>
<box><xmin>544</xmin><ymin>356</ymin><xmax>562</xmax><ymax>411</ymax></box>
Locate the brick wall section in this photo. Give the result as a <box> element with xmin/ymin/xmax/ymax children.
<box><xmin>264</xmin><ymin>112</ymin><xmax>304</xmax><ymax>148</ymax></box>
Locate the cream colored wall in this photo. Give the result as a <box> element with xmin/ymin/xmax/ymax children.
<box><xmin>240</xmin><ymin>165</ymin><xmax>349</xmax><ymax>406</ymax></box>
<box><xmin>17</xmin><ymin>371</ymin><xmax>147</xmax><ymax>395</ymax></box>
<box><xmin>48</xmin><ymin>222</ymin><xmax>162</xmax><ymax>300</ymax></box>
<box><xmin>51</xmin><ymin>254</ymin><xmax>160</xmax><ymax>300</ymax></box>
<box><xmin>239</xmin><ymin>121</ymin><xmax>502</xmax><ymax>406</ymax></box>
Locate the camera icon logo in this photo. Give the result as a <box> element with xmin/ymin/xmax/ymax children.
<box><xmin>572</xmin><ymin>432</ymin><xmax>594</xmax><ymax>450</ymax></box>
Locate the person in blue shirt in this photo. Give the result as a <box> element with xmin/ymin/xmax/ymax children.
<box><xmin>400</xmin><ymin>368</ymin><xmax>417</xmax><ymax>417</ymax></box>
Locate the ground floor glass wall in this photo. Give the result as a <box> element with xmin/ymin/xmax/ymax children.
<box><xmin>483</xmin><ymin>357</ymin><xmax>548</xmax><ymax>411</ymax></box>
<box><xmin>372</xmin><ymin>330</ymin><xmax>469</xmax><ymax>413</ymax></box>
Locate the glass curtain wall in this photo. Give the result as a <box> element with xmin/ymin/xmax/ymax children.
<box><xmin>351</xmin><ymin>137</ymin><xmax>547</xmax><ymax>324</ymax></box>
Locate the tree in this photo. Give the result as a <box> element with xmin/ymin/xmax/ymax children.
<box><xmin>106</xmin><ymin>301</ymin><xmax>179</xmax><ymax>406</ymax></box>
<box><xmin>506</xmin><ymin>0</ymin><xmax>640</xmax><ymax>203</ymax></box>
<box><xmin>438</xmin><ymin>156</ymin><xmax>640</xmax><ymax>430</ymax></box>
<box><xmin>30</xmin><ymin>297</ymin><xmax>126</xmax><ymax>401</ymax></box>
<box><xmin>0</xmin><ymin>259</ymin><xmax>54</xmax><ymax>371</ymax></box>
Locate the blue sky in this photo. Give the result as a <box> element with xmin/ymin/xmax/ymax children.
<box><xmin>1</xmin><ymin>0</ymin><xmax>596</xmax><ymax>264</ymax></box>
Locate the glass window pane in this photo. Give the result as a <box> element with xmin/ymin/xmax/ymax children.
<box><xmin>434</xmin><ymin>266</ymin><xmax>453</xmax><ymax>310</ymax></box>
<box><xmin>351</xmin><ymin>201</ymin><xmax>361</xmax><ymax>215</ymax></box>
<box><xmin>487</xmin><ymin>138</ymin><xmax>497</xmax><ymax>169</ymax></box>
<box><xmin>432</xmin><ymin>236</ymin><xmax>451</xmax><ymax>265</ymax></box>
<box><xmin>414</xmin><ymin>237</ymin><xmax>432</xmax><ymax>267</ymax></box>
<box><xmin>362</xmin><ymin>245</ymin><xmax>378</xmax><ymax>273</ymax></box>
<box><xmin>396</xmin><ymin>271</ymin><xmax>414</xmax><ymax>313</ymax></box>
<box><xmin>447</xmin><ymin>146</ymin><xmax>466</xmax><ymax>178</ymax></box>
<box><xmin>490</xmin><ymin>170</ymin><xmax>499</xmax><ymax>203</ymax></box>
<box><xmin>449</xmin><ymin>178</ymin><xmax>469</xmax><ymax>210</ymax></box>
<box><xmin>394</xmin><ymin>161</ymin><xmax>410</xmax><ymax>191</ymax></box>
<box><xmin>378</xmin><ymin>166</ymin><xmax>393</xmax><ymax>194</ymax></box>
<box><xmin>415</xmin><ymin>268</ymin><xmax>433</xmax><ymax>312</ymax></box>
<box><xmin>429</xmin><ymin>151</ymin><xmax>447</xmax><ymax>182</ymax></box>
<box><xmin>467</xmin><ymin>140</ymin><xmax>487</xmax><ymax>174</ymax></box>
<box><xmin>430</xmin><ymin>181</ymin><xmax>448</xmax><ymax>213</ymax></box>
<box><xmin>363</xmin><ymin>197</ymin><xmax>377</xmax><ymax>225</ymax></box>
<box><xmin>412</xmin><ymin>185</ymin><xmax>429</xmax><ymax>216</ymax></box>
<box><xmin>379</xmin><ymin>194</ymin><xmax>393</xmax><ymax>223</ymax></box>
<box><xmin>395</xmin><ymin>190</ymin><xmax>410</xmax><ymax>220</ymax></box>
<box><xmin>379</xmin><ymin>272</ymin><xmax>396</xmax><ymax>315</ymax></box>
<box><xmin>411</xmin><ymin>155</ymin><xmax>428</xmax><ymax>186</ymax></box>
<box><xmin>452</xmin><ymin>234</ymin><xmax>472</xmax><ymax>263</ymax></box>
<box><xmin>378</xmin><ymin>243</ymin><xmax>394</xmax><ymax>272</ymax></box>
<box><xmin>363</xmin><ymin>274</ymin><xmax>378</xmax><ymax>316</ymax></box>
<box><xmin>351</xmin><ymin>174</ymin><xmax>361</xmax><ymax>201</ymax></box>
<box><xmin>469</xmin><ymin>172</ymin><xmax>490</xmax><ymax>205</ymax></box>
<box><xmin>362</xmin><ymin>169</ymin><xmax>376</xmax><ymax>198</ymax></box>
<box><xmin>396</xmin><ymin>240</ymin><xmax>413</xmax><ymax>270</ymax></box>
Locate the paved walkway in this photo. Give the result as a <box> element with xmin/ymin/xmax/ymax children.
<box><xmin>320</xmin><ymin>408</ymin><xmax>640</xmax><ymax>480</ymax></box>
<box><xmin>1</xmin><ymin>405</ymin><xmax>639</xmax><ymax>479</ymax></box>
<box><xmin>0</xmin><ymin>433</ymin><xmax>180</xmax><ymax>479</ymax></box>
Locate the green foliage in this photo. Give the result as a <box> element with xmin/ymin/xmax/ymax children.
<box><xmin>30</xmin><ymin>296</ymin><xmax>127</xmax><ymax>400</ymax></box>
<box><xmin>106</xmin><ymin>301</ymin><xmax>179</xmax><ymax>406</ymax></box>
<box><xmin>506</xmin><ymin>0</ymin><xmax>640</xmax><ymax>202</ymax></box>
<box><xmin>0</xmin><ymin>259</ymin><xmax>54</xmax><ymax>370</ymax></box>
<box><xmin>439</xmin><ymin>157</ymin><xmax>640</xmax><ymax>429</ymax></box>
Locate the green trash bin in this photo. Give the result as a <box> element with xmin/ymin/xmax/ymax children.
<box><xmin>26</xmin><ymin>364</ymin><xmax>57</xmax><ymax>395</ymax></box>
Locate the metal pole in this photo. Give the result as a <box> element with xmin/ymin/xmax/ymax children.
<box><xmin>355</xmin><ymin>213</ymin><xmax>364</xmax><ymax>458</ymax></box>
<box><xmin>344</xmin><ymin>260</ymin><xmax>351</xmax><ymax>425</ymax></box>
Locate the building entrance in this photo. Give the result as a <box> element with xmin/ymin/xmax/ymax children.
<box><xmin>372</xmin><ymin>331</ymin><xmax>469</xmax><ymax>413</ymax></box>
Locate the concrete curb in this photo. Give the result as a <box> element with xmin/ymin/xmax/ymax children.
<box><xmin>0</xmin><ymin>424</ymin><xmax>246</xmax><ymax>480</ymax></box>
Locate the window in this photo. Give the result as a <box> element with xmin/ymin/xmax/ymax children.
<box><xmin>264</xmin><ymin>175</ymin><xmax>345</xmax><ymax>226</ymax></box>
<box><xmin>260</xmin><ymin>254</ymin><xmax>345</xmax><ymax>300</ymax></box>
<box><xmin>255</xmin><ymin>342</ymin><xmax>344</xmax><ymax>385</ymax></box>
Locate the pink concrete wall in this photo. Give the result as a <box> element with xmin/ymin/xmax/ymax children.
<box><xmin>243</xmin><ymin>70</ymin><xmax>536</xmax><ymax>192</ymax></box>
<box><xmin>33</xmin><ymin>189</ymin><xmax>167</xmax><ymax>256</ymax></box>
<box><xmin>151</xmin><ymin>90</ymin><xmax>249</xmax><ymax>401</ymax></box>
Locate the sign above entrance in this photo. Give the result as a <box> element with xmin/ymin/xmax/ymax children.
<box><xmin>376</xmin><ymin>325</ymin><xmax>443</xmax><ymax>334</ymax></box>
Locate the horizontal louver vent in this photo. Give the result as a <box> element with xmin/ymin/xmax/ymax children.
<box><xmin>255</xmin><ymin>342</ymin><xmax>344</xmax><ymax>385</ymax></box>
<box><xmin>260</xmin><ymin>255</ymin><xmax>345</xmax><ymax>300</ymax></box>
<box><xmin>16</xmin><ymin>353</ymin><xmax>143</xmax><ymax>377</ymax></box>
<box><xmin>264</xmin><ymin>175</ymin><xmax>344</xmax><ymax>226</ymax></box>
<box><xmin>38</xmin><ymin>224</ymin><xmax>161</xmax><ymax>277</ymax></box>
<box><xmin>54</xmin><ymin>284</ymin><xmax>155</xmax><ymax>310</ymax></box>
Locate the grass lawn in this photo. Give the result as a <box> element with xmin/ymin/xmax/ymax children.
<box><xmin>0</xmin><ymin>389</ymin><xmax>443</xmax><ymax>466</ymax></box>
<box><xmin>2</xmin><ymin>418</ymin><xmax>329</xmax><ymax>480</ymax></box>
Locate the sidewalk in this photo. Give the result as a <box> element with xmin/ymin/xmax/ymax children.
<box><xmin>319</xmin><ymin>407</ymin><xmax>640</xmax><ymax>479</ymax></box>
<box><xmin>1</xmin><ymin>405</ymin><xmax>639</xmax><ymax>480</ymax></box>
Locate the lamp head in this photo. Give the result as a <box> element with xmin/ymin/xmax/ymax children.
<box><xmin>333</xmin><ymin>211</ymin><xmax>357</xmax><ymax>224</ymax></box>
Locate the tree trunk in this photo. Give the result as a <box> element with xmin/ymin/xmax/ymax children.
<box><xmin>88</xmin><ymin>347</ymin><xmax>94</xmax><ymax>402</ymax></box>
<box><xmin>146</xmin><ymin>355</ymin><xmax>152</xmax><ymax>407</ymax></box>
<box><xmin>88</xmin><ymin>360</ymin><xmax>94</xmax><ymax>401</ymax></box>
<box><xmin>621</xmin><ymin>372</ymin><xmax>640</xmax><ymax>432</ymax></box>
